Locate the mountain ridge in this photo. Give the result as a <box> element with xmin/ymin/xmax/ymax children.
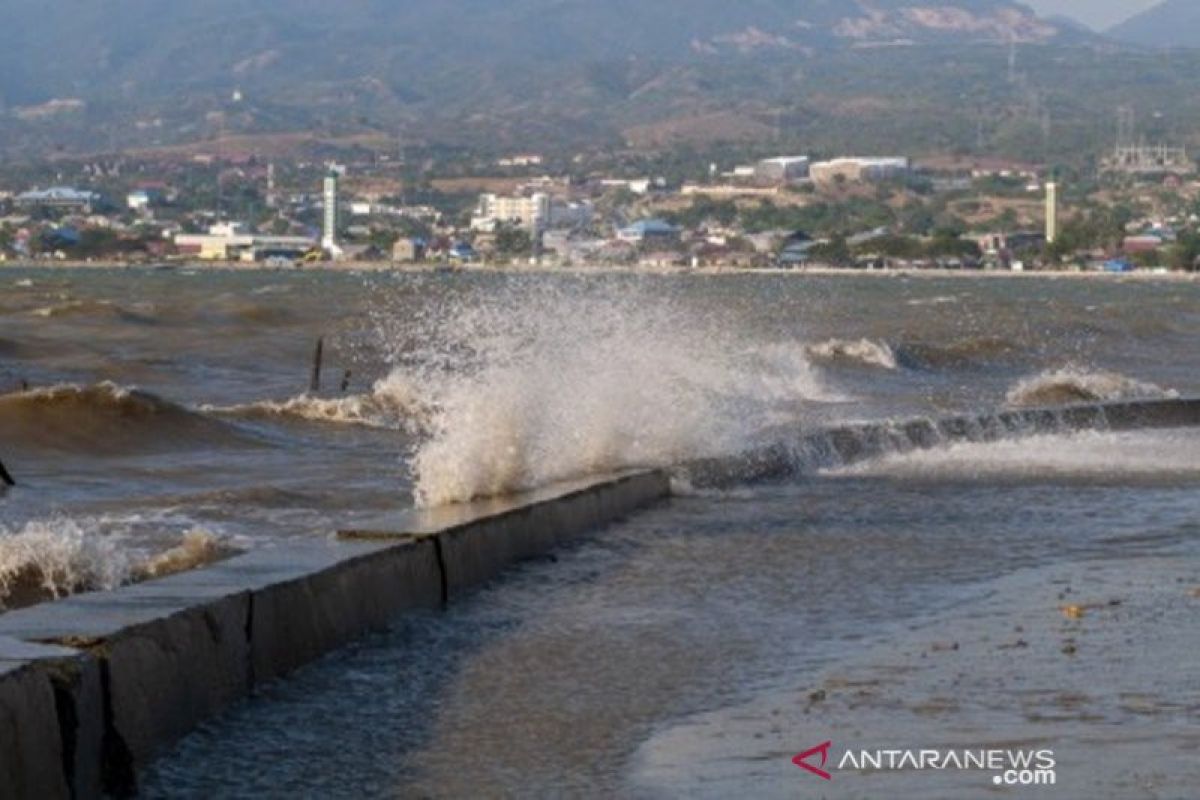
<box><xmin>1107</xmin><ymin>1</ymin><xmax>1200</xmax><ymax>48</ymax></box>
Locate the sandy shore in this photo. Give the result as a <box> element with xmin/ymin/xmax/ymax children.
<box><xmin>632</xmin><ymin>555</ymin><xmax>1200</xmax><ymax>799</ymax></box>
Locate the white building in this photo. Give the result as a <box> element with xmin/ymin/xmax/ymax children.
<box><xmin>175</xmin><ymin>222</ymin><xmax>315</xmax><ymax>262</ymax></box>
<box><xmin>810</xmin><ymin>157</ymin><xmax>910</xmax><ymax>186</ymax></box>
<box><xmin>754</xmin><ymin>156</ymin><xmax>810</xmax><ymax>184</ymax></box>
<box><xmin>471</xmin><ymin>193</ymin><xmax>551</xmax><ymax>233</ymax></box>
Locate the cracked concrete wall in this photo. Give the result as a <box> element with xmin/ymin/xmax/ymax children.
<box><xmin>0</xmin><ymin>470</ymin><xmax>671</xmax><ymax>798</ymax></box>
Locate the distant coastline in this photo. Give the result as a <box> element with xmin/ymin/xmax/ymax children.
<box><xmin>2</xmin><ymin>260</ymin><xmax>1198</xmax><ymax>281</ymax></box>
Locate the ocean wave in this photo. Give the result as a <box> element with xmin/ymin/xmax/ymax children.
<box><xmin>805</xmin><ymin>338</ymin><xmax>898</xmax><ymax>370</ymax></box>
<box><xmin>0</xmin><ymin>518</ymin><xmax>230</xmax><ymax>609</ymax></box>
<box><xmin>29</xmin><ymin>298</ymin><xmax>158</xmax><ymax>325</ymax></box>
<box><xmin>0</xmin><ymin>382</ymin><xmax>247</xmax><ymax>453</ymax></box>
<box><xmin>131</xmin><ymin>529</ymin><xmax>233</xmax><ymax>582</ymax></box>
<box><xmin>1005</xmin><ymin>367</ymin><xmax>1179</xmax><ymax>408</ymax></box>
<box><xmin>904</xmin><ymin>294</ymin><xmax>959</xmax><ymax>307</ymax></box>
<box><xmin>895</xmin><ymin>336</ymin><xmax>1020</xmax><ymax>370</ymax></box>
<box><xmin>392</xmin><ymin>279</ymin><xmax>835</xmax><ymax>507</ymax></box>
<box><xmin>0</xmin><ymin>517</ymin><xmax>130</xmax><ymax>609</ymax></box>
<box><xmin>206</xmin><ymin>372</ymin><xmax>432</xmax><ymax>431</ymax></box>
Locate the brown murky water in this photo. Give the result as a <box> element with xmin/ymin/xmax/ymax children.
<box><xmin>5</xmin><ymin>266</ymin><xmax>1197</xmax><ymax>796</ymax></box>
<box><xmin>1</xmin><ymin>267</ymin><xmax>1197</xmax><ymax>602</ymax></box>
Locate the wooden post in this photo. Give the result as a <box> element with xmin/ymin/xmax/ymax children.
<box><xmin>0</xmin><ymin>457</ymin><xmax>14</xmax><ymax>487</ymax></box>
<box><xmin>309</xmin><ymin>337</ymin><xmax>324</xmax><ymax>393</ymax></box>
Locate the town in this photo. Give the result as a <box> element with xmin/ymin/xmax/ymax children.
<box><xmin>2</xmin><ymin>135</ymin><xmax>1199</xmax><ymax>273</ymax></box>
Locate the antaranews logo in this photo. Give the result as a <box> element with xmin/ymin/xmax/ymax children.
<box><xmin>792</xmin><ymin>742</ymin><xmax>1057</xmax><ymax>788</ymax></box>
<box><xmin>792</xmin><ymin>741</ymin><xmax>833</xmax><ymax>781</ymax></box>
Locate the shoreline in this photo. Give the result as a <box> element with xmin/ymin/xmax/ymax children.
<box><xmin>2</xmin><ymin>260</ymin><xmax>1198</xmax><ymax>281</ymax></box>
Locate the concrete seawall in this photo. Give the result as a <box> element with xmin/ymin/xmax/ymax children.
<box><xmin>0</xmin><ymin>470</ymin><xmax>670</xmax><ymax>798</ymax></box>
<box><xmin>684</xmin><ymin>397</ymin><xmax>1200</xmax><ymax>487</ymax></box>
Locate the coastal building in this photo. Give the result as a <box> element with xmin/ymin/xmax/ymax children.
<box><xmin>497</xmin><ymin>154</ymin><xmax>544</xmax><ymax>168</ymax></box>
<box><xmin>681</xmin><ymin>184</ymin><xmax>780</xmax><ymax>198</ymax></box>
<box><xmin>127</xmin><ymin>188</ymin><xmax>167</xmax><ymax>213</ymax></box>
<box><xmin>616</xmin><ymin>219</ymin><xmax>680</xmax><ymax>246</ymax></box>
<box><xmin>392</xmin><ymin>237</ymin><xmax>427</xmax><ymax>263</ymax></box>
<box><xmin>754</xmin><ymin>156</ymin><xmax>810</xmax><ymax>185</ymax></box>
<box><xmin>175</xmin><ymin>221</ymin><xmax>315</xmax><ymax>261</ymax></box>
<box><xmin>1122</xmin><ymin>234</ymin><xmax>1165</xmax><ymax>254</ymax></box>
<box><xmin>15</xmin><ymin>186</ymin><xmax>104</xmax><ymax>212</ymax></box>
<box><xmin>471</xmin><ymin>193</ymin><xmax>551</xmax><ymax>233</ymax></box>
<box><xmin>977</xmin><ymin>231</ymin><xmax>1045</xmax><ymax>258</ymax></box>
<box><xmin>809</xmin><ymin>157</ymin><xmax>910</xmax><ymax>186</ymax></box>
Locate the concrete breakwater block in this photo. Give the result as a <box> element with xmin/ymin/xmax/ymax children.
<box><xmin>0</xmin><ymin>470</ymin><xmax>670</xmax><ymax>796</ymax></box>
<box><xmin>340</xmin><ymin>470</ymin><xmax>673</xmax><ymax>599</ymax></box>
<box><xmin>220</xmin><ymin>538</ymin><xmax>443</xmax><ymax>682</ymax></box>
<box><xmin>0</xmin><ymin>581</ymin><xmax>252</xmax><ymax>782</ymax></box>
<box><xmin>0</xmin><ymin>637</ymin><xmax>102</xmax><ymax>800</ymax></box>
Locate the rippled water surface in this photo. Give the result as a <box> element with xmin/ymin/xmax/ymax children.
<box><xmin>1</xmin><ymin>267</ymin><xmax>1197</xmax><ymax>601</ymax></box>
<box><xmin>5</xmin><ymin>267</ymin><xmax>1197</xmax><ymax>796</ymax></box>
<box><xmin>142</xmin><ymin>428</ymin><xmax>1200</xmax><ymax>797</ymax></box>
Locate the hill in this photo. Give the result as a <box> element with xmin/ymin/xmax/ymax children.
<box><xmin>0</xmin><ymin>0</ymin><xmax>1083</xmax><ymax>156</ymax></box>
<box><xmin>1108</xmin><ymin>1</ymin><xmax>1200</xmax><ymax>48</ymax></box>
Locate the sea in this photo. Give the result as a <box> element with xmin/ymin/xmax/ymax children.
<box><xmin>3</xmin><ymin>266</ymin><xmax>1199</xmax><ymax>797</ymax></box>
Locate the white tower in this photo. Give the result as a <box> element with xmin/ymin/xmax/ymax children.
<box><xmin>1045</xmin><ymin>182</ymin><xmax>1058</xmax><ymax>245</ymax></box>
<box><xmin>322</xmin><ymin>168</ymin><xmax>343</xmax><ymax>258</ymax></box>
<box><xmin>266</xmin><ymin>162</ymin><xmax>277</xmax><ymax>209</ymax></box>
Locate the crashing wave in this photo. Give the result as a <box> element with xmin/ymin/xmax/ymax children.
<box><xmin>206</xmin><ymin>372</ymin><xmax>432</xmax><ymax>431</ymax></box>
<box><xmin>393</xmin><ymin>278</ymin><xmax>835</xmax><ymax>507</ymax></box>
<box><xmin>0</xmin><ymin>517</ymin><xmax>131</xmax><ymax>609</ymax></box>
<box><xmin>1006</xmin><ymin>367</ymin><xmax>1179</xmax><ymax>408</ymax></box>
<box><xmin>0</xmin><ymin>518</ymin><xmax>230</xmax><ymax>610</ymax></box>
<box><xmin>806</xmin><ymin>338</ymin><xmax>898</xmax><ymax>370</ymax></box>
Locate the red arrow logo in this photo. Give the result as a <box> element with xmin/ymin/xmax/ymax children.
<box><xmin>793</xmin><ymin>741</ymin><xmax>833</xmax><ymax>780</ymax></box>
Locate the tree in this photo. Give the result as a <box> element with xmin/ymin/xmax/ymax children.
<box><xmin>808</xmin><ymin>235</ymin><xmax>851</xmax><ymax>266</ymax></box>
<box><xmin>495</xmin><ymin>225</ymin><xmax>532</xmax><ymax>256</ymax></box>
<box><xmin>1169</xmin><ymin>231</ymin><xmax>1200</xmax><ymax>272</ymax></box>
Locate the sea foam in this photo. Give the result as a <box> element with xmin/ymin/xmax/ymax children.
<box><xmin>1006</xmin><ymin>366</ymin><xmax>1178</xmax><ymax>408</ymax></box>
<box><xmin>387</xmin><ymin>278</ymin><xmax>835</xmax><ymax>507</ymax></box>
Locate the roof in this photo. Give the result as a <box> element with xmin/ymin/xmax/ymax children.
<box><xmin>17</xmin><ymin>186</ymin><xmax>101</xmax><ymax>202</ymax></box>
<box><xmin>623</xmin><ymin>219</ymin><xmax>679</xmax><ymax>234</ymax></box>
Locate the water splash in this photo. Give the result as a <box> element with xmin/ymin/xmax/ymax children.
<box><xmin>0</xmin><ymin>516</ymin><xmax>230</xmax><ymax>609</ymax></box>
<box><xmin>806</xmin><ymin>338</ymin><xmax>897</xmax><ymax>370</ymax></box>
<box><xmin>0</xmin><ymin>517</ymin><xmax>132</xmax><ymax>608</ymax></box>
<box><xmin>376</xmin><ymin>277</ymin><xmax>835</xmax><ymax>507</ymax></box>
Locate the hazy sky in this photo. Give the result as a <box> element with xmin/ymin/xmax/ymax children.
<box><xmin>1023</xmin><ymin>0</ymin><xmax>1162</xmax><ymax>30</ymax></box>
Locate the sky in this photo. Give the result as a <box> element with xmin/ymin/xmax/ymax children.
<box><xmin>1023</xmin><ymin>0</ymin><xmax>1162</xmax><ymax>30</ymax></box>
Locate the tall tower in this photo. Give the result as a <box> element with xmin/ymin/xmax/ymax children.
<box><xmin>1045</xmin><ymin>182</ymin><xmax>1058</xmax><ymax>245</ymax></box>
<box><xmin>266</xmin><ymin>162</ymin><xmax>277</xmax><ymax>209</ymax></box>
<box><xmin>322</xmin><ymin>168</ymin><xmax>342</xmax><ymax>258</ymax></box>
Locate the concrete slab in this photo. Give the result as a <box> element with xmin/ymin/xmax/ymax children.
<box><xmin>247</xmin><ymin>538</ymin><xmax>443</xmax><ymax>682</ymax></box>
<box><xmin>0</xmin><ymin>638</ymin><xmax>102</xmax><ymax>800</ymax></box>
<box><xmin>0</xmin><ymin>584</ymin><xmax>252</xmax><ymax>772</ymax></box>
<box><xmin>341</xmin><ymin>471</ymin><xmax>672</xmax><ymax>599</ymax></box>
<box><xmin>0</xmin><ymin>659</ymin><xmax>68</xmax><ymax>800</ymax></box>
